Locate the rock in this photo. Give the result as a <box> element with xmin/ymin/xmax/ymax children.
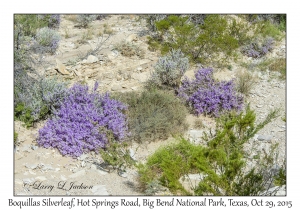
<box><xmin>35</xmin><ymin>176</ymin><xmax>47</xmax><ymax>181</ymax></box>
<box><xmin>15</xmin><ymin>179</ymin><xmax>23</xmax><ymax>185</ymax></box>
<box><xmin>81</xmin><ymin>161</ymin><xmax>86</xmax><ymax>168</ymax></box>
<box><xmin>91</xmin><ymin>185</ymin><xmax>110</xmax><ymax>195</ymax></box>
<box><xmin>25</xmin><ymin>163</ymin><xmax>38</xmax><ymax>170</ymax></box>
<box><xmin>42</xmin><ymin>164</ymin><xmax>54</xmax><ymax>171</ymax></box>
<box><xmin>256</xmin><ymin>104</ymin><xmax>263</xmax><ymax>108</ymax></box>
<box><xmin>129</xmin><ymin>148</ymin><xmax>136</xmax><ymax>161</ymax></box>
<box><xmin>77</xmin><ymin>154</ymin><xmax>88</xmax><ymax>161</ymax></box>
<box><xmin>257</xmin><ymin>135</ymin><xmax>272</xmax><ymax>142</ymax></box>
<box><xmin>91</xmin><ymin>164</ymin><xmax>108</xmax><ymax>175</ymax></box>
<box><xmin>20</xmin><ymin>144</ymin><xmax>31</xmax><ymax>153</ymax></box>
<box><xmin>30</xmin><ymin>144</ymin><xmax>38</xmax><ymax>150</ymax></box>
<box><xmin>126</xmin><ymin>34</ymin><xmax>138</xmax><ymax>42</ymax></box>
<box><xmin>69</xmin><ymin>169</ymin><xmax>86</xmax><ymax>179</ymax></box>
<box><xmin>116</xmin><ymin>75</ymin><xmax>122</xmax><ymax>81</ymax></box>
<box><xmin>55</xmin><ymin>59</ymin><xmax>70</xmax><ymax>75</ymax></box>
<box><xmin>60</xmin><ymin>175</ymin><xmax>67</xmax><ymax>181</ymax></box>
<box><xmin>262</xmin><ymin>185</ymin><xmax>286</xmax><ymax>196</ymax></box>
<box><xmin>87</xmin><ymin>55</ymin><xmax>99</xmax><ymax>63</ymax></box>
<box><xmin>118</xmin><ymin>171</ymin><xmax>128</xmax><ymax>178</ymax></box>
<box><xmin>131</xmin><ymin>72</ymin><xmax>149</xmax><ymax>82</ymax></box>
<box><xmin>136</xmin><ymin>67</ymin><xmax>143</xmax><ymax>72</ymax></box>
<box><xmin>111</xmin><ymin>84</ymin><xmax>122</xmax><ymax>91</ymax></box>
<box><xmin>23</xmin><ymin>178</ymin><xmax>35</xmax><ymax>185</ymax></box>
<box><xmin>188</xmin><ymin>129</ymin><xmax>204</xmax><ymax>144</ymax></box>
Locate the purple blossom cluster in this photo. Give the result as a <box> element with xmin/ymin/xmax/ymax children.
<box><xmin>37</xmin><ymin>83</ymin><xmax>128</xmax><ymax>158</ymax></box>
<box><xmin>178</xmin><ymin>68</ymin><xmax>243</xmax><ymax>117</ymax></box>
<box><xmin>241</xmin><ymin>37</ymin><xmax>274</xmax><ymax>58</ymax></box>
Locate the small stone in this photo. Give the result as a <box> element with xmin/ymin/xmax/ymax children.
<box><xmin>15</xmin><ymin>179</ymin><xmax>23</xmax><ymax>185</ymax></box>
<box><xmin>257</xmin><ymin>135</ymin><xmax>272</xmax><ymax>142</ymax></box>
<box><xmin>111</xmin><ymin>84</ymin><xmax>122</xmax><ymax>91</ymax></box>
<box><xmin>137</xmin><ymin>67</ymin><xmax>143</xmax><ymax>71</ymax></box>
<box><xmin>23</xmin><ymin>178</ymin><xmax>35</xmax><ymax>185</ymax></box>
<box><xmin>25</xmin><ymin>163</ymin><xmax>38</xmax><ymax>170</ymax></box>
<box><xmin>91</xmin><ymin>185</ymin><xmax>109</xmax><ymax>195</ymax></box>
<box><xmin>31</xmin><ymin>145</ymin><xmax>38</xmax><ymax>150</ymax></box>
<box><xmin>69</xmin><ymin>170</ymin><xmax>86</xmax><ymax>179</ymax></box>
<box><xmin>77</xmin><ymin>154</ymin><xmax>88</xmax><ymax>161</ymax></box>
<box><xmin>129</xmin><ymin>148</ymin><xmax>136</xmax><ymax>161</ymax></box>
<box><xmin>56</xmin><ymin>59</ymin><xmax>70</xmax><ymax>75</ymax></box>
<box><xmin>35</xmin><ymin>176</ymin><xmax>47</xmax><ymax>181</ymax></box>
<box><xmin>28</xmin><ymin>169</ymin><xmax>36</xmax><ymax>175</ymax></box>
<box><xmin>116</xmin><ymin>75</ymin><xmax>122</xmax><ymax>81</ymax></box>
<box><xmin>126</xmin><ymin>34</ymin><xmax>138</xmax><ymax>42</ymax></box>
<box><xmin>81</xmin><ymin>161</ymin><xmax>86</xmax><ymax>168</ymax></box>
<box><xmin>60</xmin><ymin>175</ymin><xmax>67</xmax><ymax>181</ymax></box>
<box><xmin>42</xmin><ymin>164</ymin><xmax>54</xmax><ymax>171</ymax></box>
<box><xmin>118</xmin><ymin>171</ymin><xmax>128</xmax><ymax>178</ymax></box>
<box><xmin>91</xmin><ymin>164</ymin><xmax>97</xmax><ymax>170</ymax></box>
<box><xmin>256</xmin><ymin>104</ymin><xmax>263</xmax><ymax>108</ymax></box>
<box><xmin>55</xmin><ymin>168</ymin><xmax>61</xmax><ymax>172</ymax></box>
<box><xmin>87</xmin><ymin>55</ymin><xmax>99</xmax><ymax>63</ymax></box>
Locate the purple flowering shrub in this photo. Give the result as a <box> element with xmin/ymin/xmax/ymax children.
<box><xmin>178</xmin><ymin>68</ymin><xmax>243</xmax><ymax>117</ymax></box>
<box><xmin>37</xmin><ymin>83</ymin><xmax>128</xmax><ymax>158</ymax></box>
<box><xmin>241</xmin><ymin>37</ymin><xmax>274</xmax><ymax>58</ymax></box>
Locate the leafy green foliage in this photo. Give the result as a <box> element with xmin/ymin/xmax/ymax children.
<box><xmin>138</xmin><ymin>105</ymin><xmax>283</xmax><ymax>196</ymax></box>
<box><xmin>148</xmin><ymin>15</ymin><xmax>239</xmax><ymax>65</ymax></box>
<box><xmin>14</xmin><ymin>131</ymin><xmax>19</xmax><ymax>147</ymax></box>
<box><xmin>14</xmin><ymin>103</ymin><xmax>35</xmax><ymax>128</ymax></box>
<box><xmin>99</xmin><ymin>138</ymin><xmax>135</xmax><ymax>172</ymax></box>
<box><xmin>112</xmin><ymin>89</ymin><xmax>188</xmax><ymax>143</ymax></box>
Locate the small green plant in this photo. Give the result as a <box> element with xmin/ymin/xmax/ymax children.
<box><xmin>99</xmin><ymin>136</ymin><xmax>135</xmax><ymax>173</ymax></box>
<box><xmin>112</xmin><ymin>89</ymin><xmax>188</xmax><ymax>143</ymax></box>
<box><xmin>14</xmin><ymin>131</ymin><xmax>19</xmax><ymax>147</ymax></box>
<box><xmin>14</xmin><ymin>103</ymin><xmax>35</xmax><ymax>128</ymax></box>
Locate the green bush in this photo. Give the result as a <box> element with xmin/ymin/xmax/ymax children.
<box><xmin>112</xmin><ymin>89</ymin><xmax>188</xmax><ymax>143</ymax></box>
<box><xmin>138</xmin><ymin>105</ymin><xmax>284</xmax><ymax>196</ymax></box>
<box><xmin>148</xmin><ymin>15</ymin><xmax>239</xmax><ymax>65</ymax></box>
<box><xmin>35</xmin><ymin>27</ymin><xmax>61</xmax><ymax>54</ymax></box>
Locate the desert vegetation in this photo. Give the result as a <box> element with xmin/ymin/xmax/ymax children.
<box><xmin>14</xmin><ymin>14</ymin><xmax>286</xmax><ymax>196</ymax></box>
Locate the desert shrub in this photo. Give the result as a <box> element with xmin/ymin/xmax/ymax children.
<box><xmin>14</xmin><ymin>71</ymin><xmax>68</xmax><ymax>127</ymax></box>
<box><xmin>269</xmin><ymin>58</ymin><xmax>286</xmax><ymax>79</ymax></box>
<box><xmin>14</xmin><ymin>15</ymin><xmax>49</xmax><ymax>38</ymax></box>
<box><xmin>178</xmin><ymin>68</ymin><xmax>243</xmax><ymax>117</ymax></box>
<box><xmin>247</xmin><ymin>14</ymin><xmax>286</xmax><ymax>32</ymax></box>
<box><xmin>35</xmin><ymin>27</ymin><xmax>61</xmax><ymax>54</ymax></box>
<box><xmin>37</xmin><ymin>14</ymin><xmax>61</xmax><ymax>29</ymax></box>
<box><xmin>138</xmin><ymin>106</ymin><xmax>284</xmax><ymax>196</ymax></box>
<box><xmin>228</xmin><ymin>18</ymin><xmax>252</xmax><ymax>46</ymax></box>
<box><xmin>113</xmin><ymin>41</ymin><xmax>145</xmax><ymax>58</ymax></box>
<box><xmin>112</xmin><ymin>89</ymin><xmax>188</xmax><ymax>143</ymax></box>
<box><xmin>76</xmin><ymin>14</ymin><xmax>97</xmax><ymax>28</ymax></box>
<box><xmin>37</xmin><ymin>83</ymin><xmax>128</xmax><ymax>158</ymax></box>
<box><xmin>241</xmin><ymin>37</ymin><xmax>274</xmax><ymax>58</ymax></box>
<box><xmin>146</xmin><ymin>49</ymin><xmax>189</xmax><ymax>90</ymax></box>
<box><xmin>99</xmin><ymin>140</ymin><xmax>135</xmax><ymax>173</ymax></box>
<box><xmin>148</xmin><ymin>15</ymin><xmax>239</xmax><ymax>65</ymax></box>
<box><xmin>14</xmin><ymin>131</ymin><xmax>19</xmax><ymax>147</ymax></box>
<box><xmin>235</xmin><ymin>70</ymin><xmax>257</xmax><ymax>96</ymax></box>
